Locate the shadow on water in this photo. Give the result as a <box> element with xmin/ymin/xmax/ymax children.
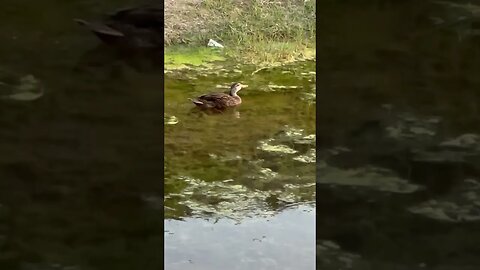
<box><xmin>0</xmin><ymin>1</ymin><xmax>162</xmax><ymax>269</ymax></box>
<box><xmin>318</xmin><ymin>0</ymin><xmax>480</xmax><ymax>269</ymax></box>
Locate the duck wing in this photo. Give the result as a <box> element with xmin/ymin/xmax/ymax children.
<box><xmin>196</xmin><ymin>92</ymin><xmax>238</xmax><ymax>108</ymax></box>
<box><xmin>198</xmin><ymin>92</ymin><xmax>230</xmax><ymax>101</ymax></box>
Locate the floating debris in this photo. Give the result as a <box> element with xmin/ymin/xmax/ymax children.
<box><xmin>167</xmin><ymin>176</ymin><xmax>274</xmax><ymax>220</ymax></box>
<box><xmin>317</xmin><ymin>240</ymin><xmax>362</xmax><ymax>269</ymax></box>
<box><xmin>207</xmin><ymin>38</ymin><xmax>224</xmax><ymax>48</ymax></box>
<box><xmin>293</xmin><ymin>149</ymin><xmax>316</xmax><ymax>163</ymax></box>
<box><xmin>408</xmin><ymin>179</ymin><xmax>480</xmax><ymax>222</ymax></box>
<box><xmin>385</xmin><ymin>113</ymin><xmax>441</xmax><ymax>142</ymax></box>
<box><xmin>258</xmin><ymin>139</ymin><xmax>298</xmax><ymax>154</ymax></box>
<box><xmin>259</xmin><ymin>167</ymin><xmax>279</xmax><ymax>178</ymax></box>
<box><xmin>318</xmin><ymin>164</ymin><xmax>422</xmax><ymax>193</ymax></box>
<box><xmin>294</xmin><ymin>134</ymin><xmax>316</xmax><ymax>145</ymax></box>
<box><xmin>165</xmin><ymin>114</ymin><xmax>179</xmax><ymax>125</ymax></box>
<box><xmin>267</xmin><ymin>84</ymin><xmax>300</xmax><ymax>90</ymax></box>
<box><xmin>164</xmin><ymin>169</ymin><xmax>315</xmax><ymax>220</ymax></box>
<box><xmin>440</xmin><ymin>133</ymin><xmax>480</xmax><ymax>149</ymax></box>
<box><xmin>0</xmin><ymin>74</ymin><xmax>43</xmax><ymax>101</ymax></box>
<box><xmin>411</xmin><ymin>133</ymin><xmax>480</xmax><ymax>163</ymax></box>
<box><xmin>208</xmin><ymin>152</ymin><xmax>243</xmax><ymax>162</ymax></box>
<box><xmin>284</xmin><ymin>127</ymin><xmax>304</xmax><ymax>138</ymax></box>
<box><xmin>301</xmin><ymin>92</ymin><xmax>316</xmax><ymax>103</ymax></box>
<box><xmin>432</xmin><ymin>1</ymin><xmax>480</xmax><ymax>14</ymax></box>
<box><xmin>300</xmin><ymin>71</ymin><xmax>316</xmax><ymax>76</ymax></box>
<box><xmin>327</xmin><ymin>147</ymin><xmax>351</xmax><ymax>156</ymax></box>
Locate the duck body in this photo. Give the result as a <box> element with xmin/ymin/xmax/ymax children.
<box><xmin>75</xmin><ymin>5</ymin><xmax>163</xmax><ymax>49</ymax></box>
<box><xmin>192</xmin><ymin>92</ymin><xmax>242</xmax><ymax>110</ymax></box>
<box><xmin>191</xmin><ymin>83</ymin><xmax>245</xmax><ymax>110</ymax></box>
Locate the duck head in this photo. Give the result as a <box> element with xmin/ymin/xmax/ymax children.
<box><xmin>229</xmin><ymin>82</ymin><xmax>247</xmax><ymax>96</ymax></box>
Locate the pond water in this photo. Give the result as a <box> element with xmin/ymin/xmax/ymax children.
<box><xmin>0</xmin><ymin>0</ymin><xmax>316</xmax><ymax>269</ymax></box>
<box><xmin>164</xmin><ymin>60</ymin><xmax>316</xmax><ymax>269</ymax></box>
<box><xmin>0</xmin><ymin>1</ymin><xmax>163</xmax><ymax>269</ymax></box>
<box><xmin>5</xmin><ymin>0</ymin><xmax>480</xmax><ymax>269</ymax></box>
<box><xmin>165</xmin><ymin>204</ymin><xmax>315</xmax><ymax>270</ymax></box>
<box><xmin>318</xmin><ymin>0</ymin><xmax>480</xmax><ymax>269</ymax></box>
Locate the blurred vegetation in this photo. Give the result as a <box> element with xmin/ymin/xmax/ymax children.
<box><xmin>168</xmin><ymin>0</ymin><xmax>316</xmax><ymax>65</ymax></box>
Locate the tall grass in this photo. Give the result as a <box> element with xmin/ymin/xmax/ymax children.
<box><xmin>183</xmin><ymin>0</ymin><xmax>316</xmax><ymax>64</ymax></box>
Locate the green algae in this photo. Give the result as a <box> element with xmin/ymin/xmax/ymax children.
<box><xmin>164</xmin><ymin>46</ymin><xmax>226</xmax><ymax>70</ymax></box>
<box><xmin>164</xmin><ymin>44</ymin><xmax>315</xmax><ymax>72</ymax></box>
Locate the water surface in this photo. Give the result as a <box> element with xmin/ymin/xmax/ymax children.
<box><xmin>165</xmin><ymin>204</ymin><xmax>315</xmax><ymax>270</ymax></box>
<box><xmin>164</xmin><ymin>60</ymin><xmax>316</xmax><ymax>269</ymax></box>
<box><xmin>0</xmin><ymin>1</ymin><xmax>162</xmax><ymax>269</ymax></box>
<box><xmin>318</xmin><ymin>0</ymin><xmax>480</xmax><ymax>269</ymax></box>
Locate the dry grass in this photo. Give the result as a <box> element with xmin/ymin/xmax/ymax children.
<box><xmin>164</xmin><ymin>0</ymin><xmax>207</xmax><ymax>45</ymax></box>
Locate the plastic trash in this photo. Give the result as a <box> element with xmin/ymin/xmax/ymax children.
<box><xmin>207</xmin><ymin>39</ymin><xmax>224</xmax><ymax>48</ymax></box>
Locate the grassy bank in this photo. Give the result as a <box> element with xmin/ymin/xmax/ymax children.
<box><xmin>165</xmin><ymin>0</ymin><xmax>316</xmax><ymax>67</ymax></box>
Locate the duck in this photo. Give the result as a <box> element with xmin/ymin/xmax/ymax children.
<box><xmin>190</xmin><ymin>83</ymin><xmax>246</xmax><ymax>110</ymax></box>
<box><xmin>74</xmin><ymin>5</ymin><xmax>163</xmax><ymax>49</ymax></box>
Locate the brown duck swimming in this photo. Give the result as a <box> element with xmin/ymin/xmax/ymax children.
<box><xmin>190</xmin><ymin>83</ymin><xmax>246</xmax><ymax>110</ymax></box>
<box><xmin>75</xmin><ymin>5</ymin><xmax>163</xmax><ymax>49</ymax></box>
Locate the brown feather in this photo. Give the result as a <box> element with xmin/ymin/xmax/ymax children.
<box><xmin>193</xmin><ymin>92</ymin><xmax>241</xmax><ymax>109</ymax></box>
<box><xmin>191</xmin><ymin>83</ymin><xmax>245</xmax><ymax>110</ymax></box>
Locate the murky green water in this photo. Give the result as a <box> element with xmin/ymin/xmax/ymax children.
<box><xmin>7</xmin><ymin>0</ymin><xmax>480</xmax><ymax>269</ymax></box>
<box><xmin>0</xmin><ymin>1</ymin><xmax>162</xmax><ymax>269</ymax></box>
<box><xmin>318</xmin><ymin>0</ymin><xmax>480</xmax><ymax>269</ymax></box>
<box><xmin>164</xmin><ymin>60</ymin><xmax>316</xmax><ymax>268</ymax></box>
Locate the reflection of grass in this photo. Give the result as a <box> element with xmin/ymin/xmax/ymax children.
<box><xmin>176</xmin><ymin>0</ymin><xmax>316</xmax><ymax>65</ymax></box>
<box><xmin>164</xmin><ymin>46</ymin><xmax>226</xmax><ymax>69</ymax></box>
